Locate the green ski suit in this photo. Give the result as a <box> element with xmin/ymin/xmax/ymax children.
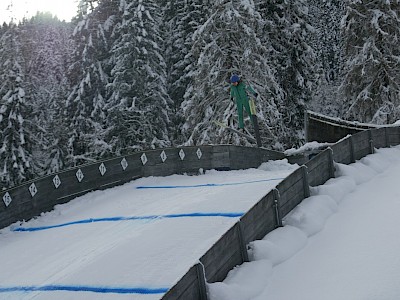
<box><xmin>230</xmin><ymin>81</ymin><xmax>257</xmax><ymax>129</ymax></box>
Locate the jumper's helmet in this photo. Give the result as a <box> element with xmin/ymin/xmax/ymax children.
<box><xmin>230</xmin><ymin>74</ymin><xmax>240</xmax><ymax>83</ymax></box>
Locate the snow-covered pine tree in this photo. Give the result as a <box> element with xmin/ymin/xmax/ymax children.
<box><xmin>66</xmin><ymin>0</ymin><xmax>117</xmax><ymax>165</ymax></box>
<box><xmin>0</xmin><ymin>24</ymin><xmax>34</xmax><ymax>187</ymax></box>
<box><xmin>20</xmin><ymin>13</ymin><xmax>73</xmax><ymax>175</ymax></box>
<box><xmin>341</xmin><ymin>0</ymin><xmax>400</xmax><ymax>124</ymax></box>
<box><xmin>107</xmin><ymin>0</ymin><xmax>171</xmax><ymax>153</ymax></box>
<box><xmin>308</xmin><ymin>0</ymin><xmax>345</xmax><ymax>117</ymax></box>
<box><xmin>182</xmin><ymin>0</ymin><xmax>282</xmax><ymax>147</ymax></box>
<box><xmin>0</xmin><ymin>22</ymin><xmax>8</xmax><ymax>36</ymax></box>
<box><xmin>162</xmin><ymin>0</ymin><xmax>212</xmax><ymax>145</ymax></box>
<box><xmin>309</xmin><ymin>0</ymin><xmax>345</xmax><ymax>84</ymax></box>
<box><xmin>258</xmin><ymin>0</ymin><xmax>317</xmax><ymax>148</ymax></box>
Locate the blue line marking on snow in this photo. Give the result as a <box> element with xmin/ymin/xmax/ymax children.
<box><xmin>0</xmin><ymin>285</ymin><xmax>169</xmax><ymax>295</ymax></box>
<box><xmin>136</xmin><ymin>177</ymin><xmax>284</xmax><ymax>189</ymax></box>
<box><xmin>12</xmin><ymin>212</ymin><xmax>244</xmax><ymax>232</ymax></box>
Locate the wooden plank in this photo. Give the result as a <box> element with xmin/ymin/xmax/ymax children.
<box><xmin>229</xmin><ymin>146</ymin><xmax>261</xmax><ymax>169</ymax></box>
<box><xmin>200</xmin><ymin>223</ymin><xmax>243</xmax><ymax>283</ymax></box>
<box><xmin>54</xmin><ymin>167</ymin><xmax>95</xmax><ymax>202</ymax></box>
<box><xmin>240</xmin><ymin>191</ymin><xmax>276</xmax><ymax>244</ymax></box>
<box><xmin>211</xmin><ymin>146</ymin><xmax>230</xmax><ymax>170</ymax></box>
<box><xmin>305</xmin><ymin>149</ymin><xmax>328</xmax><ymax>173</ymax></box>
<box><xmin>306</xmin><ymin>148</ymin><xmax>334</xmax><ymax>187</ymax></box>
<box><xmin>275</xmin><ymin>167</ymin><xmax>303</xmax><ymax>194</ymax></box>
<box><xmin>0</xmin><ymin>211</ymin><xmax>15</xmax><ymax>228</ymax></box>
<box><xmin>148</xmin><ymin>148</ymin><xmax>182</xmax><ymax>176</ymax></box>
<box><xmin>351</xmin><ymin>131</ymin><xmax>371</xmax><ymax>160</ymax></box>
<box><xmin>202</xmin><ymin>248</ymin><xmax>243</xmax><ymax>284</ymax></box>
<box><xmin>307</xmin><ymin>166</ymin><xmax>331</xmax><ymax>187</ymax></box>
<box><xmin>176</xmin><ymin>146</ymin><xmax>213</xmax><ymax>174</ymax></box>
<box><xmin>0</xmin><ymin>182</ymin><xmax>34</xmax><ymax>227</ymax></box>
<box><xmin>386</xmin><ymin>127</ymin><xmax>400</xmax><ymax>146</ymax></box>
<box><xmin>331</xmin><ymin>138</ymin><xmax>352</xmax><ymax>164</ymax></box>
<box><xmin>279</xmin><ymin>179</ymin><xmax>306</xmax><ymax>217</ymax></box>
<box><xmin>161</xmin><ymin>265</ymin><xmax>202</xmax><ymax>300</ymax></box>
<box><xmin>370</xmin><ymin>128</ymin><xmax>387</xmax><ymax>149</ymax></box>
<box><xmin>277</xmin><ymin>168</ymin><xmax>306</xmax><ymax>217</ymax></box>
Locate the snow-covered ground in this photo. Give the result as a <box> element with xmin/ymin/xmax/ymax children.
<box><xmin>209</xmin><ymin>146</ymin><xmax>400</xmax><ymax>300</ymax></box>
<box><xmin>2</xmin><ymin>145</ymin><xmax>400</xmax><ymax>300</ymax></box>
<box><xmin>0</xmin><ymin>160</ymin><xmax>297</xmax><ymax>300</ymax></box>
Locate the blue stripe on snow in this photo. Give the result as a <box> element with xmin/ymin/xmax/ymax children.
<box><xmin>136</xmin><ymin>177</ymin><xmax>284</xmax><ymax>189</ymax></box>
<box><xmin>0</xmin><ymin>285</ymin><xmax>168</xmax><ymax>294</ymax></box>
<box><xmin>12</xmin><ymin>212</ymin><xmax>244</xmax><ymax>232</ymax></box>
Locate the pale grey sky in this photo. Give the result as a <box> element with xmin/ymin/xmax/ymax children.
<box><xmin>0</xmin><ymin>0</ymin><xmax>78</xmax><ymax>23</ymax></box>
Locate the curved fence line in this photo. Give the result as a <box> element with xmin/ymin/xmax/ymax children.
<box><xmin>0</xmin><ymin>145</ymin><xmax>290</xmax><ymax>230</ymax></box>
<box><xmin>162</xmin><ymin>125</ymin><xmax>400</xmax><ymax>299</ymax></box>
<box><xmin>12</xmin><ymin>212</ymin><xmax>244</xmax><ymax>232</ymax></box>
<box><xmin>3</xmin><ymin>113</ymin><xmax>395</xmax><ymax>300</ymax></box>
<box><xmin>305</xmin><ymin>110</ymin><xmax>380</xmax><ymax>143</ymax></box>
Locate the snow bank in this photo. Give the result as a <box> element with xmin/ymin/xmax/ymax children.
<box><xmin>248</xmin><ymin>226</ymin><xmax>307</xmax><ymax>265</ymax></box>
<box><xmin>310</xmin><ymin>176</ymin><xmax>356</xmax><ymax>204</ymax></box>
<box><xmin>209</xmin><ymin>146</ymin><xmax>400</xmax><ymax>300</ymax></box>
<box><xmin>334</xmin><ymin>162</ymin><xmax>377</xmax><ymax>184</ymax></box>
<box><xmin>207</xmin><ymin>260</ymin><xmax>272</xmax><ymax>300</ymax></box>
<box><xmin>258</xmin><ymin>159</ymin><xmax>298</xmax><ymax>172</ymax></box>
<box><xmin>283</xmin><ymin>195</ymin><xmax>338</xmax><ymax>236</ymax></box>
<box><xmin>284</xmin><ymin>141</ymin><xmax>332</xmax><ymax>156</ymax></box>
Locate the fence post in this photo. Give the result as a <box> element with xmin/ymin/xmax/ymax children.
<box><xmin>196</xmin><ymin>263</ymin><xmax>208</xmax><ymax>300</ymax></box>
<box><xmin>237</xmin><ymin>221</ymin><xmax>249</xmax><ymax>262</ymax></box>
<box><xmin>368</xmin><ymin>130</ymin><xmax>374</xmax><ymax>154</ymax></box>
<box><xmin>304</xmin><ymin>110</ymin><xmax>309</xmax><ymax>142</ymax></box>
<box><xmin>301</xmin><ymin>165</ymin><xmax>310</xmax><ymax>198</ymax></box>
<box><xmin>273</xmin><ymin>189</ymin><xmax>282</xmax><ymax>227</ymax></box>
<box><xmin>385</xmin><ymin>127</ymin><xmax>389</xmax><ymax>147</ymax></box>
<box><xmin>349</xmin><ymin>136</ymin><xmax>356</xmax><ymax>163</ymax></box>
<box><xmin>328</xmin><ymin>148</ymin><xmax>335</xmax><ymax>179</ymax></box>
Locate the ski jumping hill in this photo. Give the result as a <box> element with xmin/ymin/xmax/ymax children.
<box><xmin>1</xmin><ymin>111</ymin><xmax>399</xmax><ymax>300</ymax></box>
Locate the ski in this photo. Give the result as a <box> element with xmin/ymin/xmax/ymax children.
<box><xmin>214</xmin><ymin>121</ymin><xmax>257</xmax><ymax>143</ymax></box>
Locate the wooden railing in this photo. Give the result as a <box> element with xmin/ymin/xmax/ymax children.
<box><xmin>0</xmin><ymin>145</ymin><xmax>287</xmax><ymax>230</ymax></box>
<box><xmin>305</xmin><ymin>110</ymin><xmax>379</xmax><ymax>143</ymax></box>
<box><xmin>162</xmin><ymin>126</ymin><xmax>400</xmax><ymax>300</ymax></box>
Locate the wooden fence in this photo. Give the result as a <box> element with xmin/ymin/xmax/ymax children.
<box><xmin>0</xmin><ymin>145</ymin><xmax>287</xmax><ymax>230</ymax></box>
<box><xmin>162</xmin><ymin>126</ymin><xmax>400</xmax><ymax>300</ymax></box>
<box><xmin>305</xmin><ymin>110</ymin><xmax>378</xmax><ymax>143</ymax></box>
<box><xmin>2</xmin><ymin>115</ymin><xmax>399</xmax><ymax>299</ymax></box>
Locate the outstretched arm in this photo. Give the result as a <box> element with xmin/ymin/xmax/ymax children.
<box><xmin>245</xmin><ymin>83</ymin><xmax>258</xmax><ymax>97</ymax></box>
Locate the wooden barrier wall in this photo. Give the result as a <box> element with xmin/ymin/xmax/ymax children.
<box><xmin>0</xmin><ymin>145</ymin><xmax>287</xmax><ymax>230</ymax></box>
<box><xmin>305</xmin><ymin>110</ymin><xmax>378</xmax><ymax>143</ymax></box>
<box><xmin>162</xmin><ymin>126</ymin><xmax>400</xmax><ymax>300</ymax></box>
<box><xmin>2</xmin><ymin>116</ymin><xmax>399</xmax><ymax>299</ymax></box>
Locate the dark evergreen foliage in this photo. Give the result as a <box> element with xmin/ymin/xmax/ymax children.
<box><xmin>2</xmin><ymin>0</ymin><xmax>396</xmax><ymax>187</ymax></box>
<box><xmin>162</xmin><ymin>0</ymin><xmax>211</xmax><ymax>144</ymax></box>
<box><xmin>20</xmin><ymin>13</ymin><xmax>73</xmax><ymax>174</ymax></box>
<box><xmin>308</xmin><ymin>0</ymin><xmax>345</xmax><ymax>117</ymax></box>
<box><xmin>260</xmin><ymin>0</ymin><xmax>317</xmax><ymax>147</ymax></box>
<box><xmin>341</xmin><ymin>0</ymin><xmax>400</xmax><ymax>124</ymax></box>
<box><xmin>108</xmin><ymin>0</ymin><xmax>171</xmax><ymax>153</ymax></box>
<box><xmin>0</xmin><ymin>24</ymin><xmax>34</xmax><ymax>187</ymax></box>
<box><xmin>66</xmin><ymin>0</ymin><xmax>117</xmax><ymax>165</ymax></box>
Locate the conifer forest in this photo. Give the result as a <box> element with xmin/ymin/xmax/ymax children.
<box><xmin>1</xmin><ymin>0</ymin><xmax>400</xmax><ymax>188</ymax></box>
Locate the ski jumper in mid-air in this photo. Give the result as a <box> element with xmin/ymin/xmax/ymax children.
<box><xmin>229</xmin><ymin>74</ymin><xmax>258</xmax><ymax>131</ymax></box>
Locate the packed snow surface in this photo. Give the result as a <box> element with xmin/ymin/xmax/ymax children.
<box><xmin>0</xmin><ymin>160</ymin><xmax>297</xmax><ymax>300</ymax></box>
